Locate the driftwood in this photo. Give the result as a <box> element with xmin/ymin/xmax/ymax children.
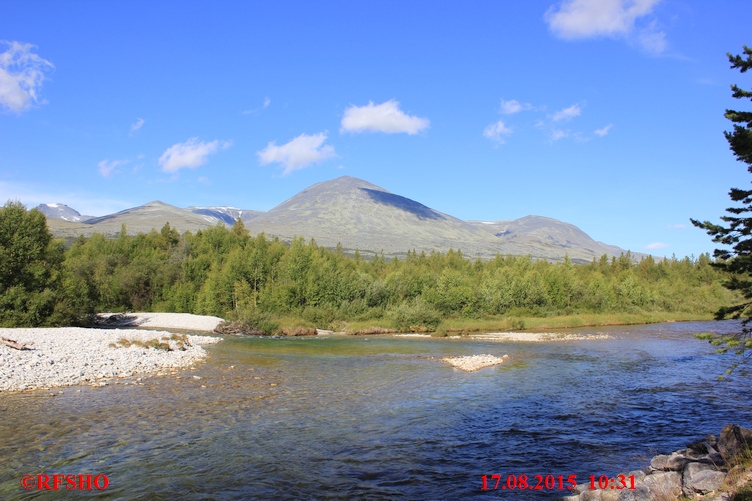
<box><xmin>1</xmin><ymin>336</ymin><xmax>34</xmax><ymax>350</ymax></box>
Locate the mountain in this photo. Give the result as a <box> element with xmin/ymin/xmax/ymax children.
<box><xmin>36</xmin><ymin>203</ymin><xmax>92</xmax><ymax>222</ymax></box>
<box><xmin>467</xmin><ymin>215</ymin><xmax>628</xmax><ymax>262</ymax></box>
<box><xmin>41</xmin><ymin>176</ymin><xmax>646</xmax><ymax>263</ymax></box>
<box><xmin>244</xmin><ymin>176</ymin><xmax>507</xmax><ymax>259</ymax></box>
<box><xmin>187</xmin><ymin>207</ymin><xmax>265</xmax><ymax>225</ymax></box>
<box><xmin>46</xmin><ymin>201</ymin><xmax>222</xmax><ymax>239</ymax></box>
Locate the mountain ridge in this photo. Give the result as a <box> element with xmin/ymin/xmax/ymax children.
<box><xmin>40</xmin><ymin>176</ymin><xmax>647</xmax><ymax>263</ymax></box>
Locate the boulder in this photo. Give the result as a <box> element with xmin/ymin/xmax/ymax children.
<box><xmin>683</xmin><ymin>461</ymin><xmax>726</xmax><ymax>496</ymax></box>
<box><xmin>650</xmin><ymin>455</ymin><xmax>670</xmax><ymax>471</ymax></box>
<box><xmin>644</xmin><ymin>471</ymin><xmax>682</xmax><ymax>499</ymax></box>
<box><xmin>686</xmin><ymin>469</ymin><xmax>727</xmax><ymax>496</ymax></box>
<box><xmin>650</xmin><ymin>452</ymin><xmax>688</xmax><ymax>472</ymax></box>
<box><xmin>628</xmin><ymin>470</ymin><xmax>647</xmax><ymax>484</ymax></box>
<box><xmin>667</xmin><ymin>453</ymin><xmax>690</xmax><ymax>471</ymax></box>
<box><xmin>687</xmin><ymin>434</ymin><xmax>719</xmax><ymax>457</ymax></box>
<box><xmin>617</xmin><ymin>484</ymin><xmax>651</xmax><ymax>501</ymax></box>
<box><xmin>718</xmin><ymin>424</ymin><xmax>752</xmax><ymax>461</ymax></box>
<box><xmin>580</xmin><ymin>490</ymin><xmax>602</xmax><ymax>500</ymax></box>
<box><xmin>599</xmin><ymin>489</ymin><xmax>620</xmax><ymax>501</ymax></box>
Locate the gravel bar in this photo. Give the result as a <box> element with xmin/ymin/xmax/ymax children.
<box><xmin>441</xmin><ymin>354</ymin><xmax>509</xmax><ymax>372</ymax></box>
<box><xmin>471</xmin><ymin>332</ymin><xmax>611</xmax><ymax>342</ymax></box>
<box><xmin>97</xmin><ymin>312</ymin><xmax>224</xmax><ymax>331</ymax></box>
<box><xmin>0</xmin><ymin>327</ymin><xmax>221</xmax><ymax>392</ymax></box>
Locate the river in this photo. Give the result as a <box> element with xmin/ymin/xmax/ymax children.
<box><xmin>0</xmin><ymin>320</ymin><xmax>749</xmax><ymax>500</ymax></box>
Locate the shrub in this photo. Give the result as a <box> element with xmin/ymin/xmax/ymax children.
<box><xmin>388</xmin><ymin>299</ymin><xmax>441</xmax><ymax>332</ymax></box>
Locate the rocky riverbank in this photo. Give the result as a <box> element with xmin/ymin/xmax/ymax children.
<box><xmin>563</xmin><ymin>424</ymin><xmax>752</xmax><ymax>501</ymax></box>
<box><xmin>0</xmin><ymin>326</ymin><xmax>221</xmax><ymax>392</ymax></box>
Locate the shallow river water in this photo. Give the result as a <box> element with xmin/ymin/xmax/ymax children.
<box><xmin>1</xmin><ymin>320</ymin><xmax>750</xmax><ymax>500</ymax></box>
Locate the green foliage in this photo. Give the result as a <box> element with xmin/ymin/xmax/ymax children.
<box><xmin>694</xmin><ymin>332</ymin><xmax>716</xmax><ymax>341</ymax></box>
<box><xmin>56</xmin><ymin>220</ymin><xmax>739</xmax><ymax>331</ymax></box>
<box><xmin>2</xmin><ymin>197</ymin><xmax>742</xmax><ymax>333</ymax></box>
<box><xmin>431</xmin><ymin>326</ymin><xmax>448</xmax><ymax>337</ymax></box>
<box><xmin>691</xmin><ymin>45</ymin><xmax>752</xmax><ymax>373</ymax></box>
<box><xmin>0</xmin><ymin>201</ymin><xmax>89</xmax><ymax>326</ymax></box>
<box><xmin>387</xmin><ymin>299</ymin><xmax>442</xmax><ymax>332</ymax></box>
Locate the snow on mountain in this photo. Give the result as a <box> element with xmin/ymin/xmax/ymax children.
<box><xmin>36</xmin><ymin>203</ymin><xmax>92</xmax><ymax>222</ymax></box>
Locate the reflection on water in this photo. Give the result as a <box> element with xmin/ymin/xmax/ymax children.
<box><xmin>1</xmin><ymin>321</ymin><xmax>750</xmax><ymax>500</ymax></box>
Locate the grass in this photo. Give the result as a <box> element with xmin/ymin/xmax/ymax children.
<box><xmin>219</xmin><ymin>310</ymin><xmax>717</xmax><ymax>336</ymax></box>
<box><xmin>726</xmin><ymin>447</ymin><xmax>752</xmax><ymax>501</ymax></box>
<box><xmin>109</xmin><ymin>333</ymin><xmax>190</xmax><ymax>351</ymax></box>
<box><xmin>340</xmin><ymin>311</ymin><xmax>715</xmax><ymax>335</ymax></box>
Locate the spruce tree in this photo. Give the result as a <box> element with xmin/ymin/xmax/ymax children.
<box><xmin>692</xmin><ymin>46</ymin><xmax>752</xmax><ymax>372</ymax></box>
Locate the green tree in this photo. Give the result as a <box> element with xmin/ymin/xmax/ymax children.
<box><xmin>0</xmin><ymin>201</ymin><xmax>71</xmax><ymax>326</ymax></box>
<box><xmin>692</xmin><ymin>46</ymin><xmax>752</xmax><ymax>373</ymax></box>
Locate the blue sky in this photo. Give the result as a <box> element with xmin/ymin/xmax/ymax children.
<box><xmin>1</xmin><ymin>0</ymin><xmax>750</xmax><ymax>259</ymax></box>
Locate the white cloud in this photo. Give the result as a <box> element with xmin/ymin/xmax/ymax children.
<box><xmin>551</xmin><ymin>129</ymin><xmax>570</xmax><ymax>141</ymax></box>
<box><xmin>645</xmin><ymin>242</ymin><xmax>669</xmax><ymax>250</ymax></box>
<box><xmin>243</xmin><ymin>97</ymin><xmax>271</xmax><ymax>115</ymax></box>
<box><xmin>500</xmin><ymin>99</ymin><xmax>532</xmax><ymax>115</ymax></box>
<box><xmin>98</xmin><ymin>159</ymin><xmax>129</xmax><ymax>178</ymax></box>
<box><xmin>668</xmin><ymin>224</ymin><xmax>687</xmax><ymax>229</ymax></box>
<box><xmin>130</xmin><ymin>118</ymin><xmax>145</xmax><ymax>133</ymax></box>
<box><xmin>257</xmin><ymin>132</ymin><xmax>336</xmax><ymax>175</ymax></box>
<box><xmin>545</xmin><ymin>0</ymin><xmax>666</xmax><ymax>54</ymax></box>
<box><xmin>340</xmin><ymin>100</ymin><xmax>429</xmax><ymax>135</ymax></box>
<box><xmin>635</xmin><ymin>20</ymin><xmax>666</xmax><ymax>54</ymax></box>
<box><xmin>552</xmin><ymin>104</ymin><xmax>582</xmax><ymax>122</ymax></box>
<box><xmin>158</xmin><ymin>137</ymin><xmax>232</xmax><ymax>173</ymax></box>
<box><xmin>594</xmin><ymin>124</ymin><xmax>613</xmax><ymax>137</ymax></box>
<box><xmin>483</xmin><ymin>120</ymin><xmax>513</xmax><ymax>144</ymax></box>
<box><xmin>0</xmin><ymin>41</ymin><xmax>54</xmax><ymax>113</ymax></box>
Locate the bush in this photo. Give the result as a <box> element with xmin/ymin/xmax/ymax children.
<box><xmin>431</xmin><ymin>326</ymin><xmax>448</xmax><ymax>337</ymax></box>
<box><xmin>388</xmin><ymin>299</ymin><xmax>442</xmax><ymax>332</ymax></box>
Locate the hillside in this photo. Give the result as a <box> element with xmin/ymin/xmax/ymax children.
<box><xmin>244</xmin><ymin>176</ymin><xmax>507</xmax><ymax>259</ymax></box>
<box><xmin>42</xmin><ymin>176</ymin><xmax>644</xmax><ymax>263</ymax></box>
<box><xmin>46</xmin><ymin>201</ymin><xmax>221</xmax><ymax>239</ymax></box>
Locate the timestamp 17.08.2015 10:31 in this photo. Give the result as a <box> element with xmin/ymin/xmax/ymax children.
<box><xmin>480</xmin><ymin>474</ymin><xmax>637</xmax><ymax>492</ymax></box>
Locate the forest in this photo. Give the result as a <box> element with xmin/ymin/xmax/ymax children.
<box><xmin>0</xmin><ymin>201</ymin><xmax>742</xmax><ymax>334</ymax></box>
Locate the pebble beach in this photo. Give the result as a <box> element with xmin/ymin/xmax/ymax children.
<box><xmin>0</xmin><ymin>313</ymin><xmax>223</xmax><ymax>392</ymax></box>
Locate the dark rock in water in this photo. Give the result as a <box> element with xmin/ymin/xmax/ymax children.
<box><xmin>718</xmin><ymin>424</ymin><xmax>752</xmax><ymax>461</ymax></box>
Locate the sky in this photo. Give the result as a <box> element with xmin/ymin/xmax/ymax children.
<box><xmin>1</xmin><ymin>0</ymin><xmax>750</xmax><ymax>260</ymax></box>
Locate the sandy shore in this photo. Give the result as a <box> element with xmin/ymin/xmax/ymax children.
<box><xmin>97</xmin><ymin>312</ymin><xmax>224</xmax><ymax>332</ymax></box>
<box><xmin>471</xmin><ymin>332</ymin><xmax>611</xmax><ymax>342</ymax></box>
<box><xmin>0</xmin><ymin>326</ymin><xmax>221</xmax><ymax>392</ymax></box>
<box><xmin>441</xmin><ymin>354</ymin><xmax>509</xmax><ymax>372</ymax></box>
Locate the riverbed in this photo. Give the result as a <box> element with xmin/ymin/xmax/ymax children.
<box><xmin>0</xmin><ymin>321</ymin><xmax>749</xmax><ymax>500</ymax></box>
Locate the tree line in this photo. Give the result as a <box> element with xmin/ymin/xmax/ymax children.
<box><xmin>0</xmin><ymin>200</ymin><xmax>741</xmax><ymax>332</ymax></box>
